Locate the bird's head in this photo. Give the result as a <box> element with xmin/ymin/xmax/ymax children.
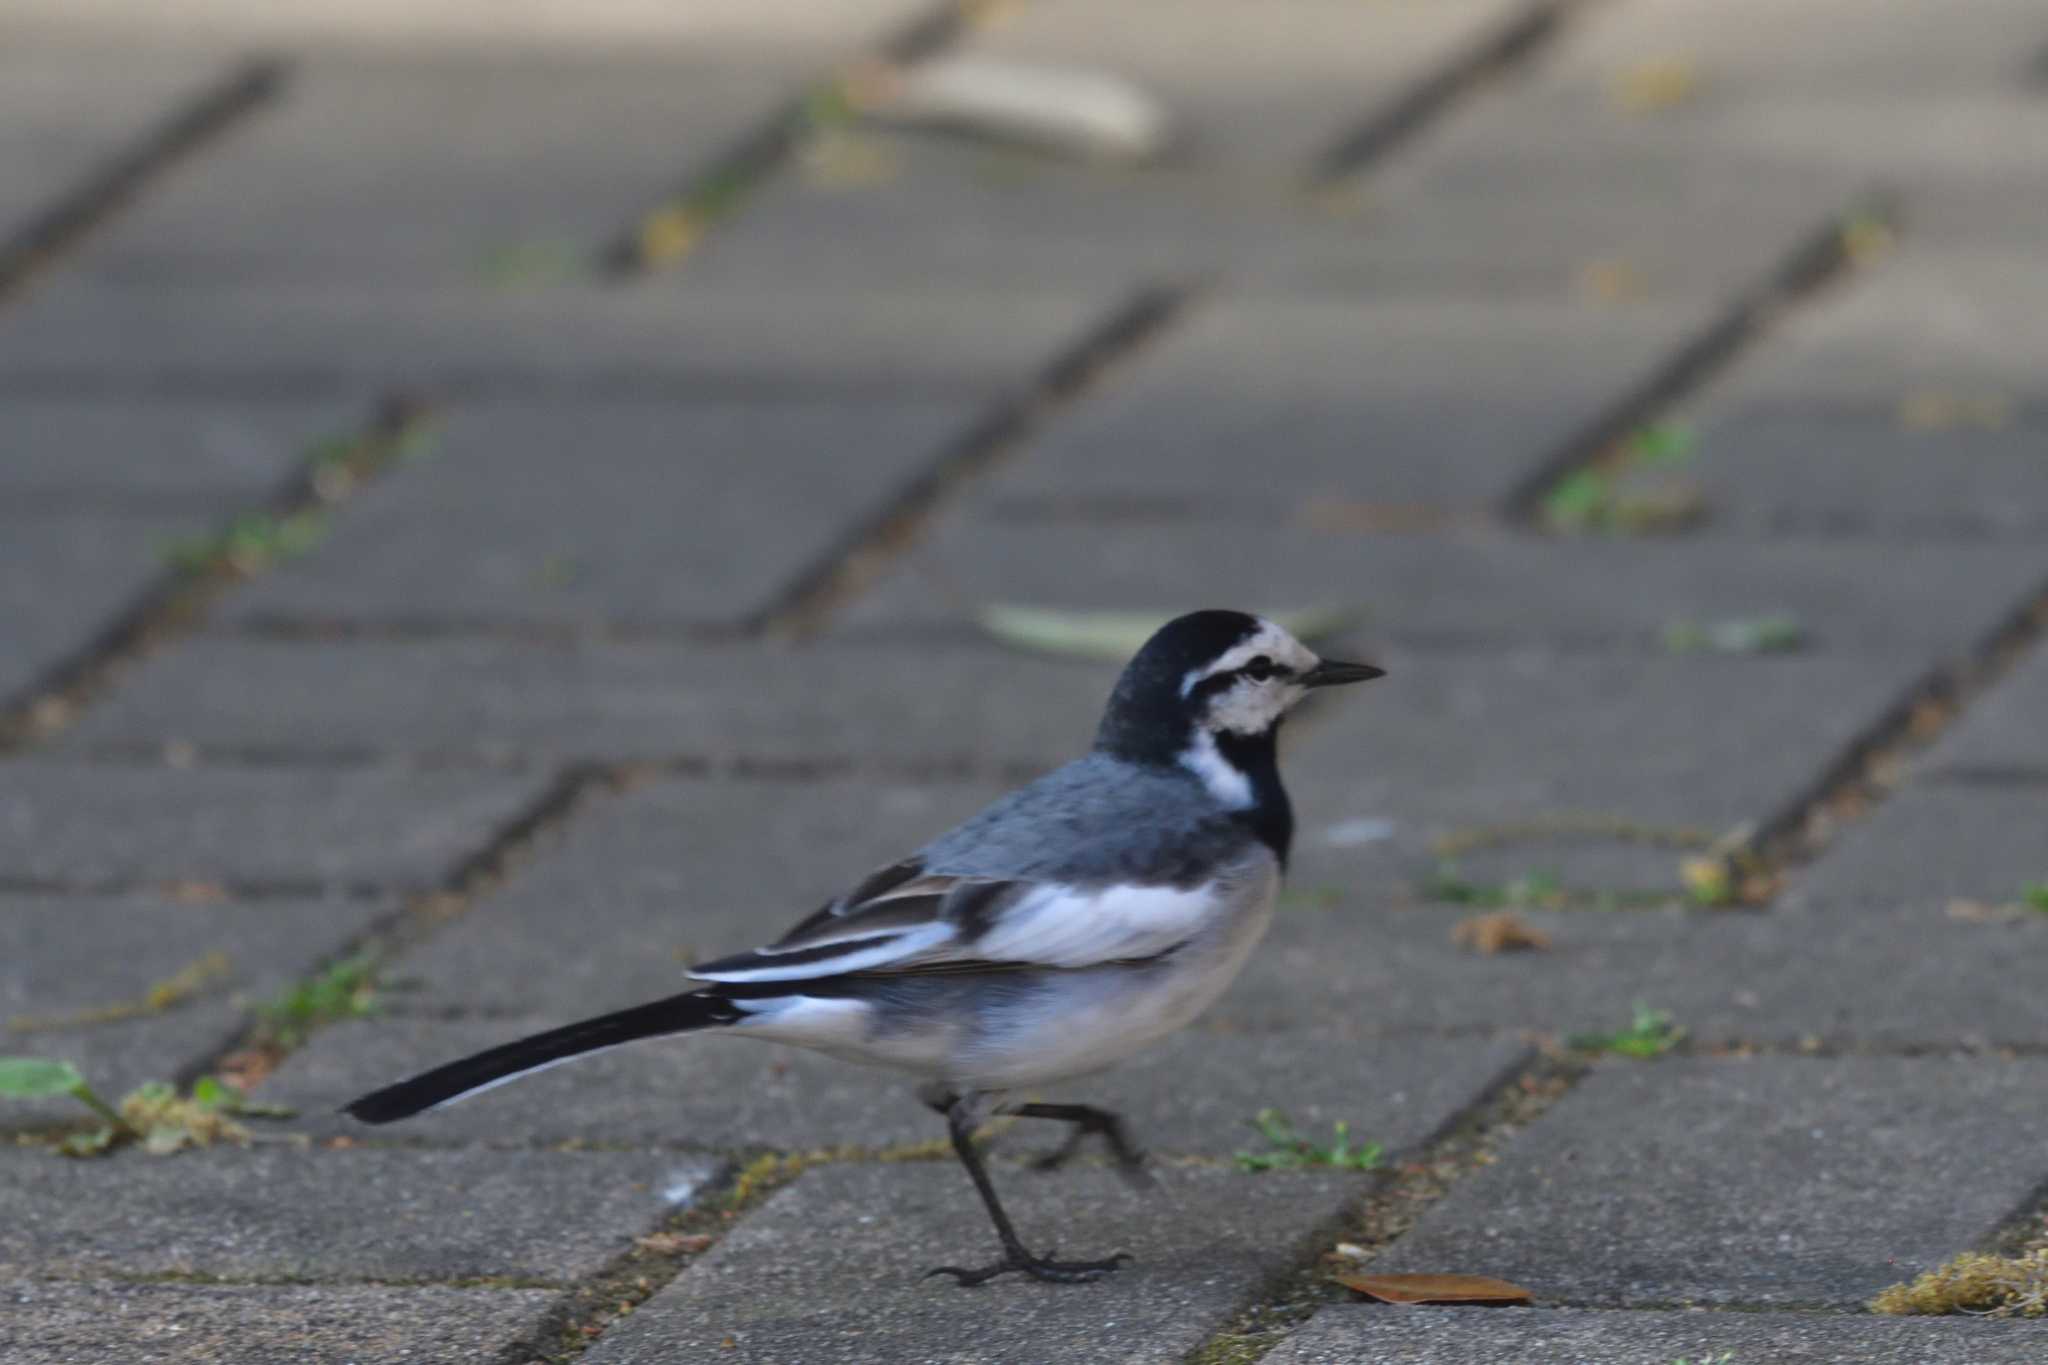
<box><xmin>1093</xmin><ymin>610</ymin><xmax>1383</xmax><ymax>788</ymax></box>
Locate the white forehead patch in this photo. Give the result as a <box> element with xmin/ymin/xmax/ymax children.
<box><xmin>1179</xmin><ymin>620</ymin><xmax>1320</xmax><ymax>698</ymax></box>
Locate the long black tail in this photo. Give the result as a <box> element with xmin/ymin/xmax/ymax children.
<box><xmin>343</xmin><ymin>989</ymin><xmax>742</xmax><ymax>1124</ymax></box>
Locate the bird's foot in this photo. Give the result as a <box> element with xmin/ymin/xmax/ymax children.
<box><xmin>924</xmin><ymin>1246</ymin><xmax>1130</xmax><ymax>1287</ymax></box>
<box><xmin>1026</xmin><ymin>1132</ymin><xmax>1157</xmax><ymax>1192</ymax></box>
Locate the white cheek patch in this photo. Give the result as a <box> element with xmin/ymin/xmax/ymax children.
<box><xmin>1202</xmin><ymin>677</ymin><xmax>1305</xmax><ymax>737</ymax></box>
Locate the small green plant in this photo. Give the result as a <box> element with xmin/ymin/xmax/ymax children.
<box><xmin>164</xmin><ymin>509</ymin><xmax>326</xmax><ymax>575</ymax></box>
<box><xmin>257</xmin><ymin>953</ymin><xmax>378</xmax><ymax>1049</ymax></box>
<box><xmin>1570</xmin><ymin>1003</ymin><xmax>1685</xmax><ymax>1058</ymax></box>
<box><xmin>1662</xmin><ymin>613</ymin><xmax>1805</xmax><ymax>655</ymax></box>
<box><xmin>1541</xmin><ymin>420</ymin><xmax>1702</xmax><ymax>534</ymax></box>
<box><xmin>0</xmin><ymin>1058</ymin><xmax>292</xmax><ymax>1156</ymax></box>
<box><xmin>1423</xmin><ymin>863</ymin><xmax>1670</xmax><ymax>912</ymax></box>
<box><xmin>2022</xmin><ymin>883</ymin><xmax>2048</xmax><ymax>914</ymax></box>
<box><xmin>1234</xmin><ymin>1109</ymin><xmax>1384</xmax><ymax>1172</ymax></box>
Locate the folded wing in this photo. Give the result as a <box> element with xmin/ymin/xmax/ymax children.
<box><xmin>688</xmin><ymin>856</ymin><xmax>1218</xmax><ymax>983</ymax></box>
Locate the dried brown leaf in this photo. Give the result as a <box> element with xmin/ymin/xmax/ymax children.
<box><xmin>1336</xmin><ymin>1272</ymin><xmax>1533</xmax><ymax>1305</ymax></box>
<box><xmin>1450</xmin><ymin>912</ymin><xmax>1551</xmax><ymax>955</ymax></box>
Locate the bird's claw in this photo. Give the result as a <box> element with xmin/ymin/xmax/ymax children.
<box><xmin>924</xmin><ymin>1249</ymin><xmax>1130</xmax><ymax>1287</ymax></box>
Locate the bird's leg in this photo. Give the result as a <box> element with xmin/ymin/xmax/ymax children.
<box><xmin>925</xmin><ymin>1095</ymin><xmax>1130</xmax><ymax>1287</ymax></box>
<box><xmin>1011</xmin><ymin>1101</ymin><xmax>1155</xmax><ymax>1189</ymax></box>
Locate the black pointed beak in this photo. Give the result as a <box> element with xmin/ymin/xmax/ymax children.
<box><xmin>1301</xmin><ymin>659</ymin><xmax>1386</xmax><ymax>688</ymax></box>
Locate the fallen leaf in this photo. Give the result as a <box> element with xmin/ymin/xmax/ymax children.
<box><xmin>1336</xmin><ymin>1272</ymin><xmax>1534</xmax><ymax>1305</ymax></box>
<box><xmin>636</xmin><ymin>1232</ymin><xmax>715</xmax><ymax>1255</ymax></box>
<box><xmin>1946</xmin><ymin>898</ymin><xmax>2025</xmax><ymax>925</ymax></box>
<box><xmin>1610</xmin><ymin>59</ymin><xmax>1700</xmax><ymax>113</ymax></box>
<box><xmin>857</xmin><ymin>56</ymin><xmax>1171</xmax><ymax>161</ymax></box>
<box><xmin>1451</xmin><ymin>912</ymin><xmax>1551</xmax><ymax>954</ymax></box>
<box><xmin>1576</xmin><ymin>257</ymin><xmax>1646</xmax><ymax>303</ymax></box>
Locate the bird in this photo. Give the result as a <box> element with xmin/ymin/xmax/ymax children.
<box><xmin>344</xmin><ymin>609</ymin><xmax>1383</xmax><ymax>1285</ymax></box>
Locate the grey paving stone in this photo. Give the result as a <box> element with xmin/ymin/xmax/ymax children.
<box><xmin>392</xmin><ymin>774</ymin><xmax>1011</xmax><ymax>1016</ymax></box>
<box><xmin>0</xmin><ymin>761</ymin><xmax>543</xmax><ymax>891</ymax></box>
<box><xmin>1709</xmin><ymin>250</ymin><xmax>2048</xmax><ymax>406</ymax></box>
<box><xmin>264</xmin><ymin>1008</ymin><xmax>1523</xmax><ymax>1161</ymax></box>
<box><xmin>62</xmin><ymin>51</ymin><xmax>803</xmax><ymax>287</ymax></box>
<box><xmin>964</xmin><ymin>0</ymin><xmax>1526</xmax><ymax>172</ymax></box>
<box><xmin>847</xmin><ymin>522</ymin><xmax>2043</xmax><ymax>660</ymax></box>
<box><xmin>0</xmin><ymin>41</ymin><xmax>235</xmax><ymax>229</ymax></box>
<box><xmin>19</xmin><ymin>0</ymin><xmax>932</xmax><ymax>54</ymax></box>
<box><xmin>0</xmin><ymin>279</ymin><xmax>1101</xmax><ymax>398</ymax></box>
<box><xmin>0</xmin><ymin>397</ymin><xmax>354</xmax><ymax>507</ymax></box>
<box><xmin>54</xmin><ymin>634</ymin><xmax>1124</xmax><ymax>766</ymax></box>
<box><xmin>0</xmin><ymin>1144</ymin><xmax>717</xmax><ymax>1281</ymax></box>
<box><xmin>1785</xmin><ymin>784</ymin><xmax>2048</xmax><ymax>910</ymax></box>
<box><xmin>683</xmin><ymin>2</ymin><xmax>1528</xmax><ymax>293</ymax></box>
<box><xmin>905</xmin><ymin>295</ymin><xmax>1698</xmax><ymax>515</ymax></box>
<box><xmin>1263</xmin><ymin>1304</ymin><xmax>2048</xmax><ymax>1365</ymax></box>
<box><xmin>1683</xmin><ymin>408</ymin><xmax>2048</xmax><ymax>540</ymax></box>
<box><xmin>1373</xmin><ymin>1056</ymin><xmax>2048</xmax><ymax>1307</ymax></box>
<box><xmin>580</xmin><ymin>1162</ymin><xmax>1361</xmax><ymax>1364</ymax></box>
<box><xmin>0</xmin><ymin>1279</ymin><xmax>559</xmax><ymax>1365</ymax></box>
<box><xmin>0</xmin><ymin>510</ymin><xmax>193</xmax><ymax>706</ymax></box>
<box><xmin>1547</xmin><ymin>0</ymin><xmax>2048</xmax><ymax>93</ymax></box>
<box><xmin>1</xmin><ymin>891</ymin><xmax>388</xmax><ymax>1122</ymax></box>
<box><xmin>1302</xmin><ymin>136</ymin><xmax>1854</xmax><ymax>304</ymax></box>
<box><xmin>1235</xmin><ymin>889</ymin><xmax>2048</xmax><ymax>1050</ymax></box>
<box><xmin>219</xmin><ymin>397</ymin><xmax>968</xmax><ymax>630</ymax></box>
<box><xmin>1920</xmin><ymin>643</ymin><xmax>2048</xmax><ymax>775</ymax></box>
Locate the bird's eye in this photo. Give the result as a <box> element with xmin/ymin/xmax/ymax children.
<box><xmin>1243</xmin><ymin>655</ymin><xmax>1275</xmax><ymax>682</ymax></box>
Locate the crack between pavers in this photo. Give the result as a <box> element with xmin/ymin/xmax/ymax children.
<box><xmin>1184</xmin><ymin>1048</ymin><xmax>1579</xmax><ymax>1364</ymax></box>
<box><xmin>0</xmin><ymin>57</ymin><xmax>288</xmax><ymax>309</ymax></box>
<box><xmin>1740</xmin><ymin>571</ymin><xmax>2048</xmax><ymax>900</ymax></box>
<box><xmin>0</xmin><ymin>395</ymin><xmax>440</xmax><ymax>757</ymax></box>
<box><xmin>1499</xmin><ymin>189</ymin><xmax>1901</xmax><ymax>526</ymax></box>
<box><xmin>593</xmin><ymin>0</ymin><xmax>992</xmax><ymax>278</ymax></box>
<box><xmin>170</xmin><ymin>761</ymin><xmax>626</xmax><ymax>1092</ymax></box>
<box><xmin>1305</xmin><ymin>0</ymin><xmax>1591</xmax><ymax>189</ymax></box>
<box><xmin>741</xmin><ymin>279</ymin><xmax>1207</xmax><ymax>638</ymax></box>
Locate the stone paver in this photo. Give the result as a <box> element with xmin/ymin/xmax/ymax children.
<box><xmin>0</xmin><ymin>397</ymin><xmax>353</xmax><ymax>506</ymax></box>
<box><xmin>1235</xmin><ymin>891</ymin><xmax>2048</xmax><ymax>1050</ymax></box>
<box><xmin>683</xmin><ymin>0</ymin><xmax>1529</xmax><ymax>293</ymax></box>
<box><xmin>847</xmin><ymin>522</ymin><xmax>2042</xmax><ymax>656</ymax></box>
<box><xmin>0</xmin><ymin>40</ymin><xmax>238</xmax><ymax>229</ymax></box>
<box><xmin>58</xmin><ymin>52</ymin><xmax>812</xmax><ymax>288</ymax></box>
<box><xmin>53</xmin><ymin>634</ymin><xmax>1123</xmax><ymax>765</ymax></box>
<box><xmin>0</xmin><ymin>1280</ymin><xmax>559</xmax><ymax>1365</ymax></box>
<box><xmin>0</xmin><ymin>761</ymin><xmax>543</xmax><ymax>890</ymax></box>
<box><xmin>0</xmin><ymin>510</ymin><xmax>195</xmax><ymax>707</ymax></box>
<box><xmin>1263</xmin><ymin>1305</ymin><xmax>2048</xmax><ymax>1365</ymax></box>
<box><xmin>580</xmin><ymin>1162</ymin><xmax>1361</xmax><ymax>1364</ymax></box>
<box><xmin>1919</xmin><ymin>643</ymin><xmax>2048</xmax><ymax>775</ymax></box>
<box><xmin>0</xmin><ymin>1145</ymin><xmax>719</xmax><ymax>1281</ymax></box>
<box><xmin>1785</xmin><ymin>783</ymin><xmax>2048</xmax><ymax>910</ymax></box>
<box><xmin>1374</xmin><ymin>1056</ymin><xmax>2048</xmax><ymax>1307</ymax></box>
<box><xmin>1</xmin><ymin>891</ymin><xmax>388</xmax><ymax>1123</ymax></box>
<box><xmin>6</xmin><ymin>2</ymin><xmax>2048</xmax><ymax>1362</ymax></box>
<box><xmin>266</xmin><ymin>1011</ymin><xmax>1525</xmax><ymax>1160</ymax></box>
<box><xmin>852</xmin><ymin>295</ymin><xmax>1699</xmax><ymax>516</ymax></box>
<box><xmin>217</xmin><ymin>398</ymin><xmax>970</xmax><ymax>631</ymax></box>
<box><xmin>0</xmin><ymin>280</ymin><xmax>1103</xmax><ymax>397</ymax></box>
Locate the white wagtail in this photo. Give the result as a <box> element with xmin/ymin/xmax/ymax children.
<box><xmin>346</xmin><ymin>610</ymin><xmax>1382</xmax><ymax>1285</ymax></box>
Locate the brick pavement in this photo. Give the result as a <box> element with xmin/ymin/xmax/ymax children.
<box><xmin>3</xmin><ymin>2</ymin><xmax>2045</xmax><ymax>1361</ymax></box>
